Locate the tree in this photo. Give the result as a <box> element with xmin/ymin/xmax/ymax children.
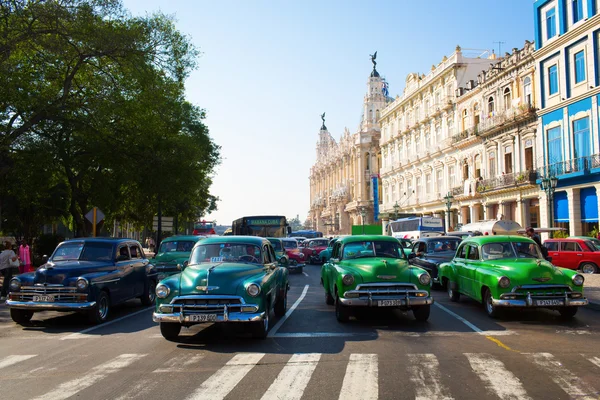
<box><xmin>288</xmin><ymin>214</ymin><xmax>303</xmax><ymax>231</ymax></box>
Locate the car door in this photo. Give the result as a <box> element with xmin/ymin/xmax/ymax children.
<box><xmin>263</xmin><ymin>244</ymin><xmax>278</xmax><ymax>308</ymax></box>
<box><xmin>462</xmin><ymin>244</ymin><xmax>481</xmax><ymax>298</ymax></box>
<box><xmin>328</xmin><ymin>242</ymin><xmax>343</xmax><ymax>293</ymax></box>
<box><xmin>559</xmin><ymin>241</ymin><xmax>580</xmax><ymax>270</ymax></box>
<box><xmin>129</xmin><ymin>243</ymin><xmax>148</xmax><ymax>297</ymax></box>
<box><xmin>115</xmin><ymin>244</ymin><xmax>134</xmax><ymax>302</ymax></box>
<box><xmin>544</xmin><ymin>241</ymin><xmax>561</xmax><ymax>266</ymax></box>
<box><xmin>410</xmin><ymin>240</ymin><xmax>429</xmax><ymax>270</ymax></box>
<box><xmin>453</xmin><ymin>243</ymin><xmax>469</xmax><ymax>294</ymax></box>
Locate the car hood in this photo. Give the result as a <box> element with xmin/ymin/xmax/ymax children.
<box><xmin>341</xmin><ymin>258</ymin><xmax>411</xmax><ymax>280</ymax></box>
<box><xmin>34</xmin><ymin>261</ymin><xmax>113</xmax><ymax>285</ymax></box>
<box><xmin>483</xmin><ymin>259</ymin><xmax>568</xmax><ymax>284</ymax></box>
<box><xmin>179</xmin><ymin>263</ymin><xmax>265</xmax><ymax>295</ymax></box>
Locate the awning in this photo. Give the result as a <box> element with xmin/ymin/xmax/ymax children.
<box><xmin>553</xmin><ymin>191</ymin><xmax>569</xmax><ymax>223</ymax></box>
<box><xmin>580</xmin><ymin>187</ymin><xmax>598</xmax><ymax>222</ymax></box>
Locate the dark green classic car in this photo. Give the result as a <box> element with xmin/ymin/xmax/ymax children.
<box><xmin>438</xmin><ymin>236</ymin><xmax>588</xmax><ymax>318</ymax></box>
<box><xmin>152</xmin><ymin>235</ymin><xmax>207</xmax><ymax>280</ymax></box>
<box><xmin>152</xmin><ymin>236</ymin><xmax>289</xmax><ymax>340</ymax></box>
<box><xmin>321</xmin><ymin>235</ymin><xmax>433</xmax><ymax>322</ymax></box>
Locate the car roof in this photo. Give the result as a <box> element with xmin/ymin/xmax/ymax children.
<box><xmin>63</xmin><ymin>237</ymin><xmax>137</xmax><ymax>244</ymax></box>
<box><xmin>161</xmin><ymin>235</ymin><xmax>206</xmax><ymax>242</ymax></box>
<box><xmin>266</xmin><ymin>237</ymin><xmax>283</xmax><ymax>242</ymax></box>
<box><xmin>338</xmin><ymin>235</ymin><xmax>400</xmax><ymax>244</ymax></box>
<box><xmin>417</xmin><ymin>236</ymin><xmax>462</xmax><ymax>242</ymax></box>
<box><xmin>459</xmin><ymin>235</ymin><xmax>535</xmax><ymax>245</ymax></box>
<box><xmin>545</xmin><ymin>238</ymin><xmax>585</xmax><ymax>241</ymax></box>
<box><xmin>200</xmin><ymin>236</ymin><xmax>269</xmax><ymax>245</ymax></box>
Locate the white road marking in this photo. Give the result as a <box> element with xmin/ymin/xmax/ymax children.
<box><xmin>274</xmin><ymin>332</ymin><xmax>376</xmax><ymax>338</ymax></box>
<box><xmin>556</xmin><ymin>329</ymin><xmax>593</xmax><ymax>335</ymax></box>
<box><xmin>588</xmin><ymin>356</ymin><xmax>600</xmax><ymax>369</ymax></box>
<box><xmin>302</xmin><ymin>272</ymin><xmax>309</xmax><ymax>277</ymax></box>
<box><xmin>153</xmin><ymin>354</ymin><xmax>205</xmax><ymax>373</ymax></box>
<box><xmin>267</xmin><ymin>284</ymin><xmax>309</xmax><ymax>338</ymax></box>
<box><xmin>528</xmin><ymin>353</ymin><xmax>597</xmax><ymax>400</ymax></box>
<box><xmin>261</xmin><ymin>353</ymin><xmax>321</xmax><ymax>400</ymax></box>
<box><xmin>271</xmin><ymin>330</ymin><xmax>517</xmax><ymax>338</ymax></box>
<box><xmin>466</xmin><ymin>353</ymin><xmax>531</xmax><ymax>400</ymax></box>
<box><xmin>433</xmin><ymin>303</ymin><xmax>482</xmax><ymax>333</ymax></box>
<box><xmin>0</xmin><ymin>355</ymin><xmax>36</xmax><ymax>370</ymax></box>
<box><xmin>408</xmin><ymin>354</ymin><xmax>453</xmax><ymax>400</ymax></box>
<box><xmin>114</xmin><ymin>377</ymin><xmax>155</xmax><ymax>400</ymax></box>
<box><xmin>338</xmin><ymin>354</ymin><xmax>378</xmax><ymax>400</ymax></box>
<box><xmin>187</xmin><ymin>353</ymin><xmax>265</xmax><ymax>400</ymax></box>
<box><xmin>61</xmin><ymin>307</ymin><xmax>153</xmax><ymax>340</ymax></box>
<box><xmin>31</xmin><ymin>353</ymin><xmax>146</xmax><ymax>400</ymax></box>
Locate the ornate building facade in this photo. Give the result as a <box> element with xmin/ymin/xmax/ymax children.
<box><xmin>308</xmin><ymin>62</ymin><xmax>390</xmax><ymax>235</ymax></box>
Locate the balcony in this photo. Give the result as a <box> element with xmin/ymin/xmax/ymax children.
<box><xmin>478</xmin><ymin>105</ymin><xmax>536</xmax><ymax>137</ymax></box>
<box><xmin>538</xmin><ymin>154</ymin><xmax>600</xmax><ymax>178</ymax></box>
<box><xmin>475</xmin><ymin>170</ymin><xmax>538</xmax><ymax>194</ymax></box>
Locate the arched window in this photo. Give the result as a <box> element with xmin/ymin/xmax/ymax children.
<box><xmin>473</xmin><ymin>102</ymin><xmax>480</xmax><ymax>126</ymax></box>
<box><xmin>523</xmin><ymin>77</ymin><xmax>532</xmax><ymax>106</ymax></box>
<box><xmin>503</xmin><ymin>87</ymin><xmax>512</xmax><ymax>110</ymax></box>
<box><xmin>462</xmin><ymin>109</ymin><xmax>468</xmax><ymax>130</ymax></box>
<box><xmin>474</xmin><ymin>154</ymin><xmax>482</xmax><ymax>178</ymax></box>
<box><xmin>365</xmin><ymin>153</ymin><xmax>371</xmax><ymax>171</ymax></box>
<box><xmin>488</xmin><ymin>97</ymin><xmax>495</xmax><ymax>116</ymax></box>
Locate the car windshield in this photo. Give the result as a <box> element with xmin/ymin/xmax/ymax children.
<box><xmin>269</xmin><ymin>240</ymin><xmax>282</xmax><ymax>251</ymax></box>
<box><xmin>189</xmin><ymin>243</ymin><xmax>262</xmax><ymax>264</ymax></box>
<box><xmin>51</xmin><ymin>242</ymin><xmax>114</xmax><ymax>262</ymax></box>
<box><xmin>584</xmin><ymin>239</ymin><xmax>600</xmax><ymax>251</ymax></box>
<box><xmin>427</xmin><ymin>238</ymin><xmax>461</xmax><ymax>253</ymax></box>
<box><xmin>481</xmin><ymin>241</ymin><xmax>543</xmax><ymax>261</ymax></box>
<box><xmin>282</xmin><ymin>240</ymin><xmax>297</xmax><ymax>249</ymax></box>
<box><xmin>158</xmin><ymin>240</ymin><xmax>196</xmax><ymax>253</ymax></box>
<box><xmin>342</xmin><ymin>241</ymin><xmax>404</xmax><ymax>259</ymax></box>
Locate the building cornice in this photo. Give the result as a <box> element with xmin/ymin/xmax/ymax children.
<box><xmin>533</xmin><ymin>14</ymin><xmax>600</xmax><ymax>59</ymax></box>
<box><xmin>538</xmin><ymin>87</ymin><xmax>600</xmax><ymax>116</ymax></box>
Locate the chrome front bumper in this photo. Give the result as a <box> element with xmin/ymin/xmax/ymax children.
<box><xmin>340</xmin><ymin>282</ymin><xmax>433</xmax><ymax>308</ymax></box>
<box><xmin>6</xmin><ymin>299</ymin><xmax>96</xmax><ymax>310</ymax></box>
<box><xmin>339</xmin><ymin>296</ymin><xmax>433</xmax><ymax>307</ymax></box>
<box><xmin>153</xmin><ymin>295</ymin><xmax>264</xmax><ymax>324</ymax></box>
<box><xmin>492</xmin><ymin>296</ymin><xmax>588</xmax><ymax>307</ymax></box>
<box><xmin>492</xmin><ymin>285</ymin><xmax>588</xmax><ymax>307</ymax></box>
<box><xmin>153</xmin><ymin>311</ymin><xmax>265</xmax><ymax>323</ymax></box>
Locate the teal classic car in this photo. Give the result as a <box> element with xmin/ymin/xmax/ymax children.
<box><xmin>438</xmin><ymin>236</ymin><xmax>588</xmax><ymax>318</ymax></box>
<box><xmin>318</xmin><ymin>238</ymin><xmax>337</xmax><ymax>263</ymax></box>
<box><xmin>152</xmin><ymin>236</ymin><xmax>289</xmax><ymax>340</ymax></box>
<box><xmin>152</xmin><ymin>235</ymin><xmax>207</xmax><ymax>280</ymax></box>
<box><xmin>321</xmin><ymin>235</ymin><xmax>433</xmax><ymax>322</ymax></box>
<box><xmin>267</xmin><ymin>238</ymin><xmax>289</xmax><ymax>263</ymax></box>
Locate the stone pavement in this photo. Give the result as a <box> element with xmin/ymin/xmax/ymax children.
<box><xmin>584</xmin><ymin>273</ymin><xmax>600</xmax><ymax>310</ymax></box>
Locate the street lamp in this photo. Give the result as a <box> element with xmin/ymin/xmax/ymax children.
<box><xmin>359</xmin><ymin>206</ymin><xmax>367</xmax><ymax>234</ymax></box>
<box><xmin>540</xmin><ymin>175</ymin><xmax>559</xmax><ymax>236</ymax></box>
<box><xmin>444</xmin><ymin>192</ymin><xmax>454</xmax><ymax>232</ymax></box>
<box><xmin>393</xmin><ymin>201</ymin><xmax>400</xmax><ymax>221</ymax></box>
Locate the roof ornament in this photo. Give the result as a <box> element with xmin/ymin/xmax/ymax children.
<box><xmin>320</xmin><ymin>112</ymin><xmax>327</xmax><ymax>130</ymax></box>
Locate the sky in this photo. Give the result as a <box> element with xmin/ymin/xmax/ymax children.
<box><xmin>122</xmin><ymin>0</ymin><xmax>534</xmax><ymax>226</ymax></box>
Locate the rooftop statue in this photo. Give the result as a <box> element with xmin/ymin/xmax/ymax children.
<box><xmin>370</xmin><ymin>51</ymin><xmax>377</xmax><ymax>68</ymax></box>
<box><xmin>321</xmin><ymin>112</ymin><xmax>327</xmax><ymax>130</ymax></box>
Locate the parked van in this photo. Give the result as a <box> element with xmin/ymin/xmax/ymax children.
<box><xmin>459</xmin><ymin>220</ymin><xmax>522</xmax><ymax>236</ymax></box>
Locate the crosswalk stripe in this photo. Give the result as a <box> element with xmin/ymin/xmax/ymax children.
<box><xmin>529</xmin><ymin>353</ymin><xmax>598</xmax><ymax>400</ymax></box>
<box><xmin>0</xmin><ymin>355</ymin><xmax>37</xmax><ymax>371</ymax></box>
<box><xmin>465</xmin><ymin>353</ymin><xmax>531</xmax><ymax>400</ymax></box>
<box><xmin>153</xmin><ymin>354</ymin><xmax>205</xmax><ymax>373</ymax></box>
<box><xmin>339</xmin><ymin>354</ymin><xmax>378</xmax><ymax>400</ymax></box>
<box><xmin>260</xmin><ymin>353</ymin><xmax>321</xmax><ymax>400</ymax></box>
<box><xmin>30</xmin><ymin>354</ymin><xmax>146</xmax><ymax>400</ymax></box>
<box><xmin>588</xmin><ymin>356</ymin><xmax>600</xmax><ymax>369</ymax></box>
<box><xmin>408</xmin><ymin>354</ymin><xmax>453</xmax><ymax>400</ymax></box>
<box><xmin>186</xmin><ymin>353</ymin><xmax>265</xmax><ymax>400</ymax></box>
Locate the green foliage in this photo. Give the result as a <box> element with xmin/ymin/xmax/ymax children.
<box><xmin>288</xmin><ymin>215</ymin><xmax>303</xmax><ymax>231</ymax></box>
<box><xmin>552</xmin><ymin>229</ymin><xmax>569</xmax><ymax>239</ymax></box>
<box><xmin>32</xmin><ymin>234</ymin><xmax>66</xmax><ymax>265</ymax></box>
<box><xmin>589</xmin><ymin>226</ymin><xmax>599</xmax><ymax>239</ymax></box>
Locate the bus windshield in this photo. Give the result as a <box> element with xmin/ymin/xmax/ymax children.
<box><xmin>232</xmin><ymin>216</ymin><xmax>289</xmax><ymax>238</ymax></box>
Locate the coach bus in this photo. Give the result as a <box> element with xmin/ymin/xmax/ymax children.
<box><xmin>289</xmin><ymin>230</ymin><xmax>323</xmax><ymax>239</ymax></box>
<box><xmin>231</xmin><ymin>215</ymin><xmax>291</xmax><ymax>238</ymax></box>
<box><xmin>386</xmin><ymin>216</ymin><xmax>445</xmax><ymax>239</ymax></box>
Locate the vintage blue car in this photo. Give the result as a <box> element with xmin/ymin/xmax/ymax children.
<box><xmin>6</xmin><ymin>238</ymin><xmax>157</xmax><ymax>325</ymax></box>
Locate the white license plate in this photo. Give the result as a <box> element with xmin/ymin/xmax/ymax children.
<box><xmin>378</xmin><ymin>300</ymin><xmax>403</xmax><ymax>307</ymax></box>
<box><xmin>535</xmin><ymin>299</ymin><xmax>563</xmax><ymax>306</ymax></box>
<box><xmin>32</xmin><ymin>295</ymin><xmax>55</xmax><ymax>302</ymax></box>
<box><xmin>188</xmin><ymin>314</ymin><xmax>217</xmax><ymax>322</ymax></box>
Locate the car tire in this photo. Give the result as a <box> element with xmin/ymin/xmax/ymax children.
<box><xmin>558</xmin><ymin>307</ymin><xmax>578</xmax><ymax>319</ymax></box>
<box><xmin>483</xmin><ymin>288</ymin><xmax>500</xmax><ymax>319</ymax></box>
<box><xmin>140</xmin><ymin>279</ymin><xmax>156</xmax><ymax>306</ymax></box>
<box><xmin>10</xmin><ymin>309</ymin><xmax>33</xmax><ymax>325</ymax></box>
<box><xmin>413</xmin><ymin>305</ymin><xmax>431</xmax><ymax>322</ymax></box>
<box><xmin>325</xmin><ymin>290</ymin><xmax>334</xmax><ymax>305</ymax></box>
<box><xmin>274</xmin><ymin>288</ymin><xmax>287</xmax><ymax>317</ymax></box>
<box><xmin>447</xmin><ymin>282</ymin><xmax>460</xmax><ymax>302</ymax></box>
<box><xmin>160</xmin><ymin>322</ymin><xmax>182</xmax><ymax>340</ymax></box>
<box><xmin>88</xmin><ymin>291</ymin><xmax>110</xmax><ymax>324</ymax></box>
<box><xmin>252</xmin><ymin>304</ymin><xmax>270</xmax><ymax>339</ymax></box>
<box><xmin>335</xmin><ymin>294</ymin><xmax>350</xmax><ymax>323</ymax></box>
<box><xmin>580</xmin><ymin>262</ymin><xmax>598</xmax><ymax>274</ymax></box>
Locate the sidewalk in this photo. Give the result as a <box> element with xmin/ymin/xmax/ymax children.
<box><xmin>584</xmin><ymin>274</ymin><xmax>600</xmax><ymax>311</ymax></box>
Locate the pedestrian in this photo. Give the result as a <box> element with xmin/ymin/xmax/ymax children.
<box><xmin>0</xmin><ymin>241</ymin><xmax>20</xmax><ymax>299</ymax></box>
<box><xmin>19</xmin><ymin>239</ymin><xmax>32</xmax><ymax>273</ymax></box>
<box><xmin>525</xmin><ymin>226</ymin><xmax>549</xmax><ymax>259</ymax></box>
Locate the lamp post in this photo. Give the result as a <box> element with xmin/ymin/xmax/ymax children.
<box><xmin>359</xmin><ymin>206</ymin><xmax>367</xmax><ymax>234</ymax></box>
<box><xmin>540</xmin><ymin>175</ymin><xmax>559</xmax><ymax>237</ymax></box>
<box><xmin>393</xmin><ymin>201</ymin><xmax>400</xmax><ymax>221</ymax></box>
<box><xmin>444</xmin><ymin>192</ymin><xmax>454</xmax><ymax>232</ymax></box>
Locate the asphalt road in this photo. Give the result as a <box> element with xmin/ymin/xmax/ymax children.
<box><xmin>1</xmin><ymin>263</ymin><xmax>600</xmax><ymax>400</ymax></box>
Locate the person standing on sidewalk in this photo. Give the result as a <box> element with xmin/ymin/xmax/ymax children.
<box><xmin>0</xmin><ymin>241</ymin><xmax>19</xmax><ymax>299</ymax></box>
<box><xmin>19</xmin><ymin>239</ymin><xmax>32</xmax><ymax>273</ymax></box>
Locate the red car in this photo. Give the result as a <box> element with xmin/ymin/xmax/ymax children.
<box><xmin>544</xmin><ymin>238</ymin><xmax>599</xmax><ymax>274</ymax></box>
<box><xmin>281</xmin><ymin>238</ymin><xmax>306</xmax><ymax>272</ymax></box>
<box><xmin>301</xmin><ymin>238</ymin><xmax>330</xmax><ymax>264</ymax></box>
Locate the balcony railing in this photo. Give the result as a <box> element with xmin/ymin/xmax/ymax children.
<box><xmin>451</xmin><ymin>125</ymin><xmax>478</xmax><ymax>144</ymax></box>
<box><xmin>538</xmin><ymin>154</ymin><xmax>600</xmax><ymax>177</ymax></box>
<box><xmin>478</xmin><ymin>105</ymin><xmax>536</xmax><ymax>135</ymax></box>
<box><xmin>475</xmin><ymin>170</ymin><xmax>538</xmax><ymax>193</ymax></box>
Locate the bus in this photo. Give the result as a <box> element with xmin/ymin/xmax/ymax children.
<box><xmin>386</xmin><ymin>216</ymin><xmax>445</xmax><ymax>239</ymax></box>
<box><xmin>289</xmin><ymin>230</ymin><xmax>323</xmax><ymax>239</ymax></box>
<box><xmin>192</xmin><ymin>220</ymin><xmax>216</xmax><ymax>235</ymax></box>
<box><xmin>231</xmin><ymin>215</ymin><xmax>291</xmax><ymax>238</ymax></box>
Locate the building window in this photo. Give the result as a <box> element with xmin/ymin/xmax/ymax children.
<box><xmin>488</xmin><ymin>97</ymin><xmax>495</xmax><ymax>116</ymax></box>
<box><xmin>524</xmin><ymin>140</ymin><xmax>534</xmax><ymax>170</ymax></box>
<box><xmin>574</xmin><ymin>50</ymin><xmax>586</xmax><ymax>84</ymax></box>
<box><xmin>504</xmin><ymin>146</ymin><xmax>513</xmax><ymax>174</ymax></box>
<box><xmin>572</xmin><ymin>0</ymin><xmax>583</xmax><ymax>23</ymax></box>
<box><xmin>503</xmin><ymin>87</ymin><xmax>512</xmax><ymax>110</ymax></box>
<box><xmin>447</xmin><ymin>118</ymin><xmax>454</xmax><ymax>137</ymax></box>
<box><xmin>424</xmin><ymin>100</ymin><xmax>430</xmax><ymax>116</ymax></box>
<box><xmin>449</xmin><ymin>166</ymin><xmax>455</xmax><ymax>188</ymax></box>
<box><xmin>547</xmin><ymin>126</ymin><xmax>563</xmax><ymax>164</ymax></box>
<box><xmin>524</xmin><ymin>77</ymin><xmax>532</xmax><ymax>105</ymax></box>
<box><xmin>473</xmin><ymin>103</ymin><xmax>480</xmax><ymax>126</ymax></box>
<box><xmin>489</xmin><ymin>151</ymin><xmax>496</xmax><ymax>177</ymax></box>
<box><xmin>426</xmin><ymin>173</ymin><xmax>431</xmax><ymax>194</ymax></box>
<box><xmin>546</xmin><ymin>8</ymin><xmax>556</xmax><ymax>39</ymax></box>
<box><xmin>425</xmin><ymin>132</ymin><xmax>431</xmax><ymax>149</ymax></box>
<box><xmin>548</xmin><ymin>65</ymin><xmax>559</xmax><ymax>95</ymax></box>
<box><xmin>391</xmin><ymin>185</ymin><xmax>396</xmax><ymax>202</ymax></box>
<box><xmin>435</xmin><ymin>124</ymin><xmax>441</xmax><ymax>143</ymax></box>
<box><xmin>573</xmin><ymin>117</ymin><xmax>591</xmax><ymax>159</ymax></box>
<box><xmin>416</xmin><ymin>177</ymin><xmax>422</xmax><ymax>197</ymax></box>
<box><xmin>461</xmin><ymin>109</ymin><xmax>468</xmax><ymax>131</ymax></box>
<box><xmin>407</xmin><ymin>179</ymin><xmax>412</xmax><ymax>197</ymax></box>
<box><xmin>436</xmin><ymin>169</ymin><xmax>443</xmax><ymax>185</ymax></box>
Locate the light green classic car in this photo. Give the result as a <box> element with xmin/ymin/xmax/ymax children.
<box><xmin>438</xmin><ymin>235</ymin><xmax>588</xmax><ymax>319</ymax></box>
<box><xmin>152</xmin><ymin>236</ymin><xmax>289</xmax><ymax>340</ymax></box>
<box><xmin>321</xmin><ymin>235</ymin><xmax>433</xmax><ymax>322</ymax></box>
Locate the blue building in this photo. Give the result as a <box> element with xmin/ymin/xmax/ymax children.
<box><xmin>533</xmin><ymin>0</ymin><xmax>600</xmax><ymax>236</ymax></box>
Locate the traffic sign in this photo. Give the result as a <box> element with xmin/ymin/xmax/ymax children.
<box><xmin>85</xmin><ymin>208</ymin><xmax>105</xmax><ymax>223</ymax></box>
<box><xmin>153</xmin><ymin>216</ymin><xmax>173</xmax><ymax>231</ymax></box>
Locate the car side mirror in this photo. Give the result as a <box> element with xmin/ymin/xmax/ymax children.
<box><xmin>408</xmin><ymin>253</ymin><xmax>416</xmax><ymax>259</ymax></box>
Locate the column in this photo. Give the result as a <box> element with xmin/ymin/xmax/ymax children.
<box><xmin>516</xmin><ymin>197</ymin><xmax>527</xmax><ymax>228</ymax></box>
<box><xmin>481</xmin><ymin>203</ymin><xmax>487</xmax><ymax>220</ymax></box>
<box><xmin>470</xmin><ymin>204</ymin><xmax>481</xmax><ymax>223</ymax></box>
<box><xmin>381</xmin><ymin>218</ymin><xmax>389</xmax><ymax>236</ymax></box>
<box><xmin>539</xmin><ymin>192</ymin><xmax>550</xmax><ymax>240</ymax></box>
<box><xmin>460</xmin><ymin>206</ymin><xmax>469</xmax><ymax>225</ymax></box>
<box><xmin>567</xmin><ymin>188</ymin><xmax>582</xmax><ymax>236</ymax></box>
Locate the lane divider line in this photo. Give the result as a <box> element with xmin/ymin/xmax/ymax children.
<box><xmin>433</xmin><ymin>303</ymin><xmax>483</xmax><ymax>333</ymax></box>
<box><xmin>267</xmin><ymin>284</ymin><xmax>309</xmax><ymax>338</ymax></box>
<box><xmin>61</xmin><ymin>306</ymin><xmax>154</xmax><ymax>340</ymax></box>
<box><xmin>302</xmin><ymin>272</ymin><xmax>309</xmax><ymax>277</ymax></box>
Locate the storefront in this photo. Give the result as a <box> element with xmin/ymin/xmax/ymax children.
<box><xmin>553</xmin><ymin>191</ymin><xmax>569</xmax><ymax>232</ymax></box>
<box><xmin>580</xmin><ymin>187</ymin><xmax>598</xmax><ymax>235</ymax></box>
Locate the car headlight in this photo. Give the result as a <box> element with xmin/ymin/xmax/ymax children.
<box><xmin>76</xmin><ymin>278</ymin><xmax>89</xmax><ymax>291</ymax></box>
<box><xmin>246</xmin><ymin>284</ymin><xmax>261</xmax><ymax>297</ymax></box>
<box><xmin>156</xmin><ymin>284</ymin><xmax>170</xmax><ymax>298</ymax></box>
<box><xmin>9</xmin><ymin>278</ymin><xmax>21</xmax><ymax>292</ymax></box>
<box><xmin>418</xmin><ymin>273</ymin><xmax>431</xmax><ymax>286</ymax></box>
<box><xmin>498</xmin><ymin>276</ymin><xmax>511</xmax><ymax>288</ymax></box>
<box><xmin>342</xmin><ymin>274</ymin><xmax>354</xmax><ymax>286</ymax></box>
<box><xmin>572</xmin><ymin>274</ymin><xmax>584</xmax><ymax>286</ymax></box>
<box><xmin>279</xmin><ymin>257</ymin><xmax>287</xmax><ymax>263</ymax></box>
<box><xmin>299</xmin><ymin>253</ymin><xmax>304</xmax><ymax>258</ymax></box>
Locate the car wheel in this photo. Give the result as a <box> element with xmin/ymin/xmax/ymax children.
<box><xmin>10</xmin><ymin>309</ymin><xmax>33</xmax><ymax>325</ymax></box>
<box><xmin>274</xmin><ymin>288</ymin><xmax>287</xmax><ymax>317</ymax></box>
<box><xmin>580</xmin><ymin>262</ymin><xmax>598</xmax><ymax>274</ymax></box>
<box><xmin>413</xmin><ymin>305</ymin><xmax>430</xmax><ymax>322</ymax></box>
<box><xmin>325</xmin><ymin>289</ymin><xmax>335</xmax><ymax>305</ymax></box>
<box><xmin>88</xmin><ymin>291</ymin><xmax>110</xmax><ymax>324</ymax></box>
<box><xmin>447</xmin><ymin>282</ymin><xmax>460</xmax><ymax>302</ymax></box>
<box><xmin>559</xmin><ymin>307</ymin><xmax>578</xmax><ymax>319</ymax></box>
<box><xmin>160</xmin><ymin>322</ymin><xmax>182</xmax><ymax>340</ymax></box>
<box><xmin>483</xmin><ymin>288</ymin><xmax>500</xmax><ymax>319</ymax></box>
<box><xmin>140</xmin><ymin>279</ymin><xmax>156</xmax><ymax>306</ymax></box>
<box><xmin>252</xmin><ymin>304</ymin><xmax>269</xmax><ymax>339</ymax></box>
<box><xmin>335</xmin><ymin>294</ymin><xmax>350</xmax><ymax>323</ymax></box>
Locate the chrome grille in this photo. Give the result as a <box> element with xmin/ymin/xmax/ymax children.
<box><xmin>348</xmin><ymin>283</ymin><xmax>425</xmax><ymax>299</ymax></box>
<box><xmin>171</xmin><ymin>295</ymin><xmax>245</xmax><ymax>315</ymax></box>
<box><xmin>512</xmin><ymin>284</ymin><xmax>571</xmax><ymax>298</ymax></box>
<box><xmin>15</xmin><ymin>285</ymin><xmax>87</xmax><ymax>302</ymax></box>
